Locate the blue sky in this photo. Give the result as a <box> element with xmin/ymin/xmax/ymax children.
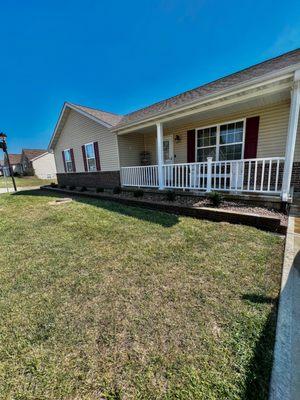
<box><xmin>0</xmin><ymin>0</ymin><xmax>299</xmax><ymax>154</ymax></box>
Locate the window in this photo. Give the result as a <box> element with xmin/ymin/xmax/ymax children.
<box><xmin>196</xmin><ymin>126</ymin><xmax>217</xmax><ymax>162</ymax></box>
<box><xmin>85</xmin><ymin>143</ymin><xmax>97</xmax><ymax>172</ymax></box>
<box><xmin>196</xmin><ymin>120</ymin><xmax>244</xmax><ymax>162</ymax></box>
<box><xmin>64</xmin><ymin>149</ymin><xmax>74</xmax><ymax>172</ymax></box>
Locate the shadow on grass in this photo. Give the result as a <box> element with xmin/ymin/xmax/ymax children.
<box><xmin>242</xmin><ymin>293</ymin><xmax>276</xmax><ymax>305</ymax></box>
<box><xmin>241</xmin><ymin>293</ymin><xmax>278</xmax><ymax>400</ymax></box>
<box><xmin>13</xmin><ymin>189</ymin><xmax>179</xmax><ymax>228</ymax></box>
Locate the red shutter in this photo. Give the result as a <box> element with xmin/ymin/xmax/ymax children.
<box><xmin>82</xmin><ymin>145</ymin><xmax>88</xmax><ymax>172</ymax></box>
<box><xmin>70</xmin><ymin>148</ymin><xmax>76</xmax><ymax>172</ymax></box>
<box><xmin>244</xmin><ymin>117</ymin><xmax>260</xmax><ymax>159</ymax></box>
<box><xmin>93</xmin><ymin>141</ymin><xmax>101</xmax><ymax>171</ymax></box>
<box><xmin>62</xmin><ymin>151</ymin><xmax>67</xmax><ymax>172</ymax></box>
<box><xmin>187</xmin><ymin>129</ymin><xmax>196</xmax><ymax>163</ymax></box>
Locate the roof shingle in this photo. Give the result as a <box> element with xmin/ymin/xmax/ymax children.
<box><xmin>6</xmin><ymin>154</ymin><xmax>21</xmax><ymax>164</ymax></box>
<box><xmin>69</xmin><ymin>103</ymin><xmax>123</xmax><ymax>127</ymax></box>
<box><xmin>23</xmin><ymin>149</ymin><xmax>47</xmax><ymax>161</ymax></box>
<box><xmin>117</xmin><ymin>48</ymin><xmax>300</xmax><ymax>126</ymax></box>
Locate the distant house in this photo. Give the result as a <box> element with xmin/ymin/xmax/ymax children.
<box><xmin>0</xmin><ymin>160</ymin><xmax>4</xmax><ymax>176</ymax></box>
<box><xmin>21</xmin><ymin>149</ymin><xmax>56</xmax><ymax>179</ymax></box>
<box><xmin>4</xmin><ymin>154</ymin><xmax>22</xmax><ymax>175</ymax></box>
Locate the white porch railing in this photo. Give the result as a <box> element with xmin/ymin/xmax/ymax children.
<box><xmin>121</xmin><ymin>157</ymin><xmax>285</xmax><ymax>194</ymax></box>
<box><xmin>121</xmin><ymin>165</ymin><xmax>159</xmax><ymax>187</ymax></box>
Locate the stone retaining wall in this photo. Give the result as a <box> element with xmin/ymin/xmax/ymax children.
<box><xmin>42</xmin><ymin>186</ymin><xmax>285</xmax><ymax>234</ymax></box>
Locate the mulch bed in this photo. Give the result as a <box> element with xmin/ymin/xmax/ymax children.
<box><xmin>47</xmin><ymin>186</ymin><xmax>288</xmax><ymax>227</ymax></box>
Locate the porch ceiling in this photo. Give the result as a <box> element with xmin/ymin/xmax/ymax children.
<box><xmin>120</xmin><ymin>87</ymin><xmax>290</xmax><ymax>135</ymax></box>
<box><xmin>164</xmin><ymin>87</ymin><xmax>290</xmax><ymax>130</ymax></box>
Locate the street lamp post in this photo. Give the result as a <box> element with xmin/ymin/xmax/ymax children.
<box><xmin>0</xmin><ymin>132</ymin><xmax>17</xmax><ymax>192</ymax></box>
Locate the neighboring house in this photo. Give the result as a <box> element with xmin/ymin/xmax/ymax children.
<box><xmin>0</xmin><ymin>160</ymin><xmax>4</xmax><ymax>176</ymax></box>
<box><xmin>49</xmin><ymin>48</ymin><xmax>300</xmax><ymax>202</ymax></box>
<box><xmin>21</xmin><ymin>149</ymin><xmax>56</xmax><ymax>179</ymax></box>
<box><xmin>4</xmin><ymin>154</ymin><xmax>22</xmax><ymax>175</ymax></box>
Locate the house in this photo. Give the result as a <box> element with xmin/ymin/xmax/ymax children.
<box><xmin>49</xmin><ymin>48</ymin><xmax>300</xmax><ymax>202</ymax></box>
<box><xmin>4</xmin><ymin>154</ymin><xmax>23</xmax><ymax>175</ymax></box>
<box><xmin>21</xmin><ymin>149</ymin><xmax>56</xmax><ymax>179</ymax></box>
<box><xmin>0</xmin><ymin>160</ymin><xmax>4</xmax><ymax>176</ymax></box>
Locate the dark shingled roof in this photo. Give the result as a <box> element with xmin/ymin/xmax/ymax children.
<box><xmin>23</xmin><ymin>149</ymin><xmax>47</xmax><ymax>161</ymax></box>
<box><xmin>69</xmin><ymin>103</ymin><xmax>123</xmax><ymax>127</ymax></box>
<box><xmin>7</xmin><ymin>154</ymin><xmax>21</xmax><ymax>164</ymax></box>
<box><xmin>60</xmin><ymin>48</ymin><xmax>300</xmax><ymax>133</ymax></box>
<box><xmin>116</xmin><ymin>48</ymin><xmax>300</xmax><ymax>126</ymax></box>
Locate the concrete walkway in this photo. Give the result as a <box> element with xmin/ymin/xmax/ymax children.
<box><xmin>269</xmin><ymin>205</ymin><xmax>300</xmax><ymax>400</ymax></box>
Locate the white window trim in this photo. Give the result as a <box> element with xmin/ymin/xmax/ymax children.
<box><xmin>84</xmin><ymin>142</ymin><xmax>97</xmax><ymax>172</ymax></box>
<box><xmin>195</xmin><ymin>118</ymin><xmax>246</xmax><ymax>162</ymax></box>
<box><xmin>63</xmin><ymin>148</ymin><xmax>74</xmax><ymax>173</ymax></box>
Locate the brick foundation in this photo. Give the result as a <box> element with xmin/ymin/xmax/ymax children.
<box><xmin>57</xmin><ymin>171</ymin><xmax>120</xmax><ymax>188</ymax></box>
<box><xmin>292</xmin><ymin>162</ymin><xmax>300</xmax><ymax>192</ymax></box>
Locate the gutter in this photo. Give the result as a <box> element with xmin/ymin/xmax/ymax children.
<box><xmin>112</xmin><ymin>65</ymin><xmax>299</xmax><ymax>133</ymax></box>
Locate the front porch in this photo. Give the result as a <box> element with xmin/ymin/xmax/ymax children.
<box><xmin>121</xmin><ymin>157</ymin><xmax>285</xmax><ymax>195</ymax></box>
<box><xmin>117</xmin><ymin>70</ymin><xmax>300</xmax><ymax>202</ymax></box>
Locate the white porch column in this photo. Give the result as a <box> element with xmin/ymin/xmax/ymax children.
<box><xmin>282</xmin><ymin>70</ymin><xmax>300</xmax><ymax>201</ymax></box>
<box><xmin>156</xmin><ymin>122</ymin><xmax>164</xmax><ymax>190</ymax></box>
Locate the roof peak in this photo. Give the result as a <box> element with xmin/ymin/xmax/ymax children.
<box><xmin>68</xmin><ymin>102</ymin><xmax>122</xmax><ymax>117</ymax></box>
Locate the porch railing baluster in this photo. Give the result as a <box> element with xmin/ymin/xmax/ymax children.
<box><xmin>120</xmin><ymin>157</ymin><xmax>285</xmax><ymax>195</ymax></box>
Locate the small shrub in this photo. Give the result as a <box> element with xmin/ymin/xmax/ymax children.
<box><xmin>60</xmin><ymin>184</ymin><xmax>66</xmax><ymax>189</ymax></box>
<box><xmin>166</xmin><ymin>190</ymin><xmax>176</xmax><ymax>201</ymax></box>
<box><xmin>80</xmin><ymin>186</ymin><xmax>87</xmax><ymax>192</ymax></box>
<box><xmin>113</xmin><ymin>186</ymin><xmax>121</xmax><ymax>194</ymax></box>
<box><xmin>208</xmin><ymin>191</ymin><xmax>223</xmax><ymax>207</ymax></box>
<box><xmin>96</xmin><ymin>187</ymin><xmax>104</xmax><ymax>193</ymax></box>
<box><xmin>13</xmin><ymin>172</ymin><xmax>20</xmax><ymax>177</ymax></box>
<box><xmin>69</xmin><ymin>185</ymin><xmax>76</xmax><ymax>191</ymax></box>
<box><xmin>50</xmin><ymin>182</ymin><xmax>57</xmax><ymax>188</ymax></box>
<box><xmin>133</xmin><ymin>189</ymin><xmax>144</xmax><ymax>198</ymax></box>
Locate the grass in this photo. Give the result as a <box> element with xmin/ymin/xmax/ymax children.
<box><xmin>0</xmin><ymin>190</ymin><xmax>283</xmax><ymax>399</ymax></box>
<box><xmin>0</xmin><ymin>176</ymin><xmax>56</xmax><ymax>188</ymax></box>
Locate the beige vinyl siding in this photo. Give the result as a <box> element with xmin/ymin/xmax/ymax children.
<box><xmin>32</xmin><ymin>153</ymin><xmax>57</xmax><ymax>179</ymax></box>
<box><xmin>139</xmin><ymin>100</ymin><xmax>300</xmax><ymax>163</ymax></box>
<box><xmin>54</xmin><ymin>110</ymin><xmax>120</xmax><ymax>173</ymax></box>
<box><xmin>144</xmin><ymin>134</ymin><xmax>157</xmax><ymax>164</ymax></box>
<box><xmin>117</xmin><ymin>132</ymin><xmax>145</xmax><ymax>167</ymax></box>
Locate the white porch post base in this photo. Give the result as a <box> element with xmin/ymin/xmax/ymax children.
<box><xmin>156</xmin><ymin>122</ymin><xmax>164</xmax><ymax>190</ymax></box>
<box><xmin>206</xmin><ymin>157</ymin><xmax>213</xmax><ymax>192</ymax></box>
<box><xmin>281</xmin><ymin>70</ymin><xmax>300</xmax><ymax>201</ymax></box>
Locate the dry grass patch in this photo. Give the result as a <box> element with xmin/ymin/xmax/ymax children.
<box><xmin>0</xmin><ymin>190</ymin><xmax>283</xmax><ymax>399</ymax></box>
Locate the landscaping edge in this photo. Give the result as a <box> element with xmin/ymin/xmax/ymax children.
<box><xmin>40</xmin><ymin>186</ymin><xmax>286</xmax><ymax>234</ymax></box>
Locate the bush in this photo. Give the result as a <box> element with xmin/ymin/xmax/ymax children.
<box><xmin>59</xmin><ymin>184</ymin><xmax>66</xmax><ymax>189</ymax></box>
<box><xmin>133</xmin><ymin>189</ymin><xmax>144</xmax><ymax>198</ymax></box>
<box><xmin>80</xmin><ymin>186</ymin><xmax>87</xmax><ymax>192</ymax></box>
<box><xmin>69</xmin><ymin>185</ymin><xmax>76</xmax><ymax>191</ymax></box>
<box><xmin>166</xmin><ymin>190</ymin><xmax>176</xmax><ymax>201</ymax></box>
<box><xmin>96</xmin><ymin>187</ymin><xmax>104</xmax><ymax>193</ymax></box>
<box><xmin>113</xmin><ymin>186</ymin><xmax>121</xmax><ymax>194</ymax></box>
<box><xmin>208</xmin><ymin>191</ymin><xmax>223</xmax><ymax>207</ymax></box>
<box><xmin>50</xmin><ymin>182</ymin><xmax>57</xmax><ymax>188</ymax></box>
<box><xmin>13</xmin><ymin>172</ymin><xmax>20</xmax><ymax>177</ymax></box>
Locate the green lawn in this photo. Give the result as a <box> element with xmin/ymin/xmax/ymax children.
<box><xmin>0</xmin><ymin>190</ymin><xmax>283</xmax><ymax>399</ymax></box>
<box><xmin>0</xmin><ymin>176</ymin><xmax>56</xmax><ymax>188</ymax></box>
